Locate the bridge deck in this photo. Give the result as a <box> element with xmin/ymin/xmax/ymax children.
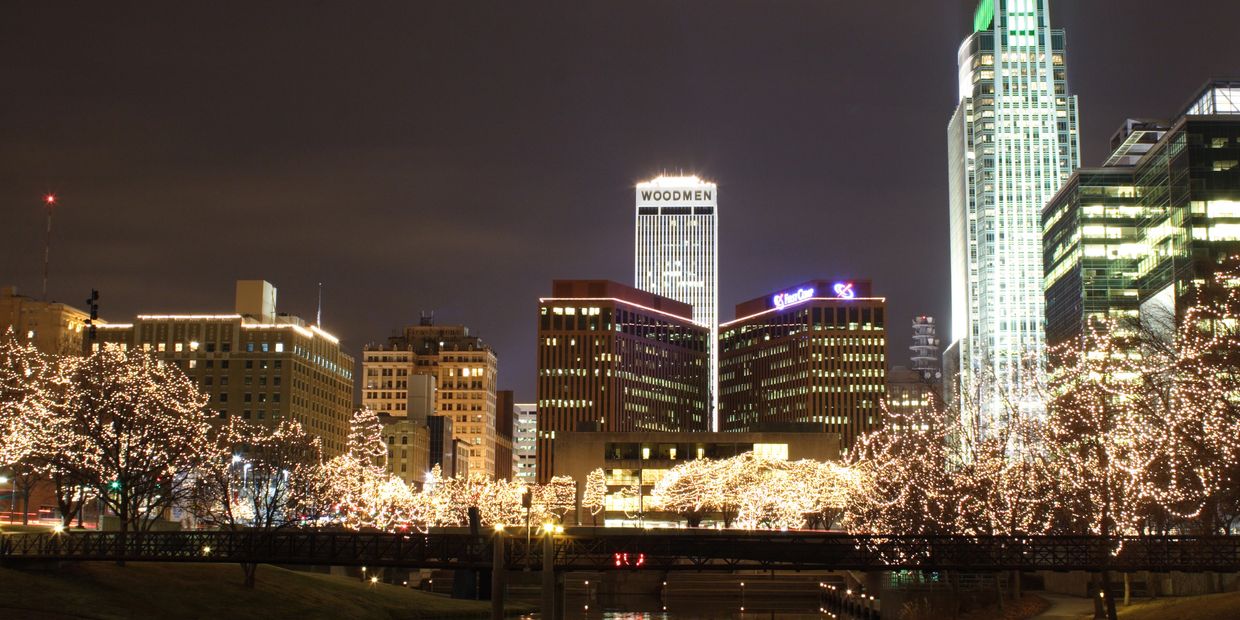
<box><xmin>2</xmin><ymin>529</ymin><xmax>1238</xmax><ymax>573</ymax></box>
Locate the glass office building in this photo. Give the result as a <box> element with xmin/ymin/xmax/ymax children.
<box><xmin>1135</xmin><ymin>81</ymin><xmax>1240</xmax><ymax>322</ymax></box>
<box><xmin>1043</xmin><ymin>168</ymin><xmax>1148</xmax><ymax>348</ymax></box>
<box><xmin>947</xmin><ymin>0</ymin><xmax>1080</xmax><ymax>434</ymax></box>
<box><xmin>1042</xmin><ymin>81</ymin><xmax>1240</xmax><ymax>360</ymax></box>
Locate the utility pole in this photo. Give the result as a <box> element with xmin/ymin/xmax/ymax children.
<box><xmin>42</xmin><ymin>194</ymin><xmax>56</xmax><ymax>300</ymax></box>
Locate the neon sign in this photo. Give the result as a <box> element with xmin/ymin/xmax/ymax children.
<box><xmin>832</xmin><ymin>282</ymin><xmax>856</xmax><ymax>299</ymax></box>
<box><xmin>772</xmin><ymin>287</ymin><xmax>814</xmax><ymax>310</ymax></box>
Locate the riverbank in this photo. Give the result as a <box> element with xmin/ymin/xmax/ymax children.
<box><xmin>0</xmin><ymin>562</ymin><xmax>534</xmax><ymax>619</ymax></box>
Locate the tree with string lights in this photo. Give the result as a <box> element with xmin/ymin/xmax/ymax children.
<box><xmin>315</xmin><ymin>407</ymin><xmax>427</xmax><ymax>531</ymax></box>
<box><xmin>52</xmin><ymin>346</ymin><xmax>213</xmax><ymax>555</ymax></box>
<box><xmin>842</xmin><ymin>405</ymin><xmax>958</xmax><ymax>538</ymax></box>
<box><xmin>0</xmin><ymin>330</ymin><xmax>59</xmax><ymax>525</ymax></box>
<box><xmin>581</xmin><ymin>468</ymin><xmax>607</xmax><ymax>526</ymax></box>
<box><xmin>532</xmin><ymin>475</ymin><xmax>576</xmax><ymax>524</ymax></box>
<box><xmin>189</xmin><ymin>418</ymin><xmax>324</xmax><ymax>587</ymax></box>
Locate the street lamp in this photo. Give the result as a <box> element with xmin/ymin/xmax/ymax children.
<box><xmin>0</xmin><ymin>475</ymin><xmax>11</xmax><ymax>523</ymax></box>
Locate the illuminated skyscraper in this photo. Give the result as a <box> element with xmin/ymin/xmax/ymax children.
<box><xmin>718</xmin><ymin>280</ymin><xmax>886</xmax><ymax>449</ymax></box>
<box><xmin>635</xmin><ymin>175</ymin><xmax>718</xmax><ymax>427</ymax></box>
<box><xmin>947</xmin><ymin>0</ymin><xmax>1080</xmax><ymax>434</ymax></box>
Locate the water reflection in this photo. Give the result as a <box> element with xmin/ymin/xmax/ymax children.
<box><xmin>519</xmin><ymin>594</ymin><xmax>867</xmax><ymax>619</ymax></box>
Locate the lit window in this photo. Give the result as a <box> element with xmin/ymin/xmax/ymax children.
<box><xmin>753</xmin><ymin>443</ymin><xmax>789</xmax><ymax>461</ymax></box>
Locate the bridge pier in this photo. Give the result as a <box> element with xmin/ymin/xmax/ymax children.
<box><xmin>541</xmin><ymin>532</ymin><xmax>564</xmax><ymax>620</ymax></box>
<box><xmin>491</xmin><ymin>531</ymin><xmax>505</xmax><ymax>620</ymax></box>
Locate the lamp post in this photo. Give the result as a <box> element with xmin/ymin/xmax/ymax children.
<box><xmin>522</xmin><ymin>489</ymin><xmax>533</xmax><ymax>570</ymax></box>
<box><xmin>541</xmin><ymin>523</ymin><xmax>564</xmax><ymax>620</ymax></box>
<box><xmin>0</xmin><ymin>475</ymin><xmax>12</xmax><ymax>523</ymax></box>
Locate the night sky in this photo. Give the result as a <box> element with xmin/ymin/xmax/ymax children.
<box><xmin>4</xmin><ymin>1</ymin><xmax>1240</xmax><ymax>402</ymax></box>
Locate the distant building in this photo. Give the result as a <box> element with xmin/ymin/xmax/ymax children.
<box><xmin>379</xmin><ymin>413</ymin><xmax>430</xmax><ymax>487</ymax></box>
<box><xmin>1043</xmin><ymin>80</ymin><xmax>1240</xmax><ymax>349</ymax></box>
<box><xmin>635</xmin><ymin>175</ymin><xmax>720</xmax><ymax>426</ymax></box>
<box><xmin>452</xmin><ymin>438</ymin><xmax>471</xmax><ymax>479</ymax></box>
<box><xmin>513</xmin><ymin>403</ymin><xmax>537</xmax><ymax>484</ymax></box>
<box><xmin>0</xmin><ymin>286</ymin><xmax>97</xmax><ymax>356</ymax></box>
<box><xmin>494</xmin><ymin>390</ymin><xmax>515</xmax><ymax>481</ymax></box>
<box><xmin>427</xmin><ymin>415</ymin><xmax>463</xmax><ymax>478</ymax></box>
<box><xmin>92</xmin><ymin>280</ymin><xmax>355</xmax><ymax>455</ymax></box>
<box><xmin>537</xmin><ymin>280</ymin><xmax>710</xmax><ymax>482</ymax></box>
<box><xmin>909</xmin><ymin>316</ymin><xmax>942</xmax><ymax>384</ymax></box>
<box><xmin>885</xmin><ymin>366</ymin><xmax>938</xmax><ymax>432</ymax></box>
<box><xmin>718</xmin><ymin>280</ymin><xmax>886</xmax><ymax>450</ymax></box>
<box><xmin>549</xmin><ymin>431</ymin><xmax>841</xmax><ymax>526</ymax></box>
<box><xmin>363</xmin><ymin>316</ymin><xmax>498</xmax><ymax>479</ymax></box>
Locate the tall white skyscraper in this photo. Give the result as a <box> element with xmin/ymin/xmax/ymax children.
<box><xmin>635</xmin><ymin>175</ymin><xmax>719</xmax><ymax>428</ymax></box>
<box><xmin>947</xmin><ymin>0</ymin><xmax>1079</xmax><ymax>435</ymax></box>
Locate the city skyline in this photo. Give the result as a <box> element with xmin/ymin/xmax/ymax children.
<box><xmin>5</xmin><ymin>1</ymin><xmax>1240</xmax><ymax>402</ymax></box>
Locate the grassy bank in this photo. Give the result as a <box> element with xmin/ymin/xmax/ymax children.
<box><xmin>1111</xmin><ymin>591</ymin><xmax>1240</xmax><ymax>619</ymax></box>
<box><xmin>0</xmin><ymin>562</ymin><xmax>534</xmax><ymax>619</ymax></box>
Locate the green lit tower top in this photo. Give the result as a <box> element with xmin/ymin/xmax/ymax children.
<box><xmin>946</xmin><ymin>0</ymin><xmax>1080</xmax><ymax>435</ymax></box>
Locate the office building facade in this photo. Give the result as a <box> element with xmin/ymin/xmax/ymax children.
<box><xmin>718</xmin><ymin>280</ymin><xmax>887</xmax><ymax>449</ymax></box>
<box><xmin>536</xmin><ymin>280</ymin><xmax>710</xmax><ymax>482</ymax></box>
<box><xmin>1134</xmin><ymin>82</ymin><xmax>1240</xmax><ymax>321</ymax></box>
<box><xmin>92</xmin><ymin>280</ymin><xmax>355</xmax><ymax>455</ymax></box>
<box><xmin>635</xmin><ymin>176</ymin><xmax>719</xmax><ymax>427</ymax></box>
<box><xmin>362</xmin><ymin>318</ymin><xmax>498</xmax><ymax>478</ymax></box>
<box><xmin>947</xmin><ymin>0</ymin><xmax>1080</xmax><ymax>433</ymax></box>
<box><xmin>513</xmin><ymin>403</ymin><xmax>537</xmax><ymax>484</ymax></box>
<box><xmin>380</xmin><ymin>413</ymin><xmax>430</xmax><ymax>487</ymax></box>
<box><xmin>1043</xmin><ymin>167</ymin><xmax>1149</xmax><ymax>347</ymax></box>
<box><xmin>885</xmin><ymin>366</ymin><xmax>938</xmax><ymax>433</ymax></box>
<box><xmin>1044</xmin><ymin>81</ymin><xmax>1240</xmax><ymax>347</ymax></box>
<box><xmin>0</xmin><ymin>286</ymin><xmax>96</xmax><ymax>356</ymax></box>
<box><xmin>494</xmin><ymin>390</ymin><xmax>515</xmax><ymax>481</ymax></box>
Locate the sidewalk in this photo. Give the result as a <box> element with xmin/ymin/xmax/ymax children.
<box><xmin>1032</xmin><ymin>593</ymin><xmax>1095</xmax><ymax>619</ymax></box>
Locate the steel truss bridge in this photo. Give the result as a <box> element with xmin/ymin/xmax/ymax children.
<box><xmin>2</xmin><ymin>529</ymin><xmax>1239</xmax><ymax>573</ymax></box>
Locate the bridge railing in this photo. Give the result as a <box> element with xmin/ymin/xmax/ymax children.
<box><xmin>3</xmin><ymin>529</ymin><xmax>1239</xmax><ymax>573</ymax></box>
<box><xmin>0</xmin><ymin>530</ymin><xmax>490</xmax><ymax>568</ymax></box>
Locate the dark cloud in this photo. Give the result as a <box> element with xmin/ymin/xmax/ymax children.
<box><xmin>3</xmin><ymin>1</ymin><xmax>1239</xmax><ymax>400</ymax></box>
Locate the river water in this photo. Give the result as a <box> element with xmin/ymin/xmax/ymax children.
<box><xmin>522</xmin><ymin>593</ymin><xmax>870</xmax><ymax>619</ymax></box>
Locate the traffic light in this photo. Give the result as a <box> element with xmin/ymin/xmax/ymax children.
<box><xmin>108</xmin><ymin>480</ymin><xmax>120</xmax><ymax>491</ymax></box>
